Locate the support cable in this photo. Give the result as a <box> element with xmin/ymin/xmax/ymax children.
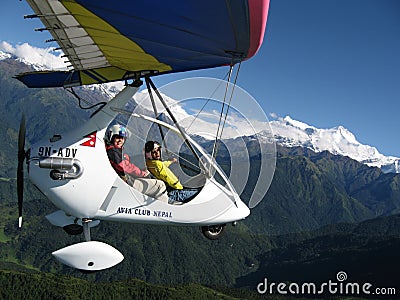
<box><xmin>185</xmin><ymin>70</ymin><xmax>230</xmax><ymax>133</ymax></box>
<box><xmin>211</xmin><ymin>59</ymin><xmax>242</xmax><ymax>159</ymax></box>
<box><xmin>218</xmin><ymin>61</ymin><xmax>242</xmax><ymax>143</ymax></box>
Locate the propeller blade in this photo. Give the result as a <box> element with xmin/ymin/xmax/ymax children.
<box><xmin>17</xmin><ymin>115</ymin><xmax>26</xmax><ymax>228</ymax></box>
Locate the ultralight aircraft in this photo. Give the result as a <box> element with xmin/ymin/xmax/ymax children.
<box><xmin>15</xmin><ymin>0</ymin><xmax>271</xmax><ymax>271</ymax></box>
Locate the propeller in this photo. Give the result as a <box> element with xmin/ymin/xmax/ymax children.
<box><xmin>17</xmin><ymin>115</ymin><xmax>26</xmax><ymax>228</ymax></box>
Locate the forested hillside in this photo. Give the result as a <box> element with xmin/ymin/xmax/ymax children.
<box><xmin>0</xmin><ymin>268</ymin><xmax>249</xmax><ymax>300</ymax></box>
<box><xmin>2</xmin><ymin>197</ymin><xmax>400</xmax><ymax>298</ymax></box>
<box><xmin>237</xmin><ymin>214</ymin><xmax>400</xmax><ymax>289</ymax></box>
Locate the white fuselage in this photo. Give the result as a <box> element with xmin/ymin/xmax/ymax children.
<box><xmin>27</xmin><ymin>85</ymin><xmax>250</xmax><ymax>226</ymax></box>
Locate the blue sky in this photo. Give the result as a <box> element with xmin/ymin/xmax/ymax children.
<box><xmin>2</xmin><ymin>0</ymin><xmax>400</xmax><ymax>157</ymax></box>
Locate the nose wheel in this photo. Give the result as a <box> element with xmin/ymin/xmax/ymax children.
<box><xmin>201</xmin><ymin>224</ymin><xmax>226</xmax><ymax>240</ymax></box>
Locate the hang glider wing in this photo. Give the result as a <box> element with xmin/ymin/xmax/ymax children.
<box><xmin>16</xmin><ymin>0</ymin><xmax>270</xmax><ymax>88</ymax></box>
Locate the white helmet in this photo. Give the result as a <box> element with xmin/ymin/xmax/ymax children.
<box><xmin>106</xmin><ymin>124</ymin><xmax>127</xmax><ymax>143</ymax></box>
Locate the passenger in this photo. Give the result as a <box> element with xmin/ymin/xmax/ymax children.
<box><xmin>106</xmin><ymin>125</ymin><xmax>168</xmax><ymax>203</ymax></box>
<box><xmin>145</xmin><ymin>141</ymin><xmax>198</xmax><ymax>204</ymax></box>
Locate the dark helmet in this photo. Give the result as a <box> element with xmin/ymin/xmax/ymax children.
<box><xmin>145</xmin><ymin>141</ymin><xmax>161</xmax><ymax>153</ymax></box>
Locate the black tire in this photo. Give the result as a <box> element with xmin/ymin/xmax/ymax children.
<box><xmin>63</xmin><ymin>224</ymin><xmax>83</xmax><ymax>235</ymax></box>
<box><xmin>201</xmin><ymin>224</ymin><xmax>226</xmax><ymax>240</ymax></box>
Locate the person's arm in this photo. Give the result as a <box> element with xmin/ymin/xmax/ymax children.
<box><xmin>108</xmin><ymin>148</ymin><xmax>148</xmax><ymax>177</ymax></box>
<box><xmin>147</xmin><ymin>159</ymin><xmax>182</xmax><ymax>189</ymax></box>
<box><xmin>120</xmin><ymin>154</ymin><xmax>148</xmax><ymax>177</ymax></box>
<box><xmin>149</xmin><ymin>160</ymin><xmax>169</xmax><ymax>182</ymax></box>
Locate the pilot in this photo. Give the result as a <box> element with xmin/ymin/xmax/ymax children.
<box><xmin>145</xmin><ymin>141</ymin><xmax>198</xmax><ymax>203</ymax></box>
<box><xmin>106</xmin><ymin>124</ymin><xmax>168</xmax><ymax>203</ymax></box>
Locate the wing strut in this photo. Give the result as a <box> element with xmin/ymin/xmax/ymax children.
<box><xmin>145</xmin><ymin>76</ymin><xmax>202</xmax><ymax>165</ymax></box>
<box><xmin>144</xmin><ymin>77</ymin><xmax>170</xmax><ymax>157</ymax></box>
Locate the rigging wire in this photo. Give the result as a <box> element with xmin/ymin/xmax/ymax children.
<box><xmin>217</xmin><ymin>61</ymin><xmax>242</xmax><ymax>144</ymax></box>
<box><xmin>211</xmin><ymin>64</ymin><xmax>233</xmax><ymax>159</ymax></box>
<box><xmin>211</xmin><ymin>59</ymin><xmax>242</xmax><ymax>159</ymax></box>
<box><xmin>185</xmin><ymin>70</ymin><xmax>231</xmax><ymax>133</ymax></box>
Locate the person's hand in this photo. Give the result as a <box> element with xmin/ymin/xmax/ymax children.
<box><xmin>143</xmin><ymin>170</ymin><xmax>150</xmax><ymax>177</ymax></box>
<box><xmin>170</xmin><ymin>158</ymin><xmax>178</xmax><ymax>164</ymax></box>
<box><xmin>123</xmin><ymin>154</ymin><xmax>130</xmax><ymax>162</ymax></box>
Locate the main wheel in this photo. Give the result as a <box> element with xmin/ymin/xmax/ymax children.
<box><xmin>63</xmin><ymin>224</ymin><xmax>83</xmax><ymax>235</ymax></box>
<box><xmin>201</xmin><ymin>224</ymin><xmax>226</xmax><ymax>240</ymax></box>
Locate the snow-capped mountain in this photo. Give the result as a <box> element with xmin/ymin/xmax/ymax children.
<box><xmin>269</xmin><ymin>116</ymin><xmax>400</xmax><ymax>173</ymax></box>
<box><xmin>0</xmin><ymin>46</ymin><xmax>122</xmax><ymax>99</ymax></box>
<box><xmin>0</xmin><ymin>51</ymin><xmax>12</xmax><ymax>60</ymax></box>
<box><xmin>0</xmin><ymin>42</ymin><xmax>66</xmax><ymax>70</ymax></box>
<box><xmin>127</xmin><ymin>93</ymin><xmax>400</xmax><ymax>173</ymax></box>
<box><xmin>1</xmin><ymin>46</ymin><xmax>399</xmax><ymax>173</ymax></box>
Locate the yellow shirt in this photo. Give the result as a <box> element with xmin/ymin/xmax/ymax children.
<box><xmin>146</xmin><ymin>159</ymin><xmax>183</xmax><ymax>190</ymax></box>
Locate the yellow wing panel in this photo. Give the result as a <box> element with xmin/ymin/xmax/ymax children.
<box><xmin>61</xmin><ymin>0</ymin><xmax>172</xmax><ymax>73</ymax></box>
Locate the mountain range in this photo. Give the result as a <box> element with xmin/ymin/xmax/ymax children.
<box><xmin>269</xmin><ymin>116</ymin><xmax>400</xmax><ymax>173</ymax></box>
<box><xmin>1</xmin><ymin>48</ymin><xmax>399</xmax><ymax>174</ymax></box>
<box><xmin>123</xmin><ymin>87</ymin><xmax>400</xmax><ymax>174</ymax></box>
